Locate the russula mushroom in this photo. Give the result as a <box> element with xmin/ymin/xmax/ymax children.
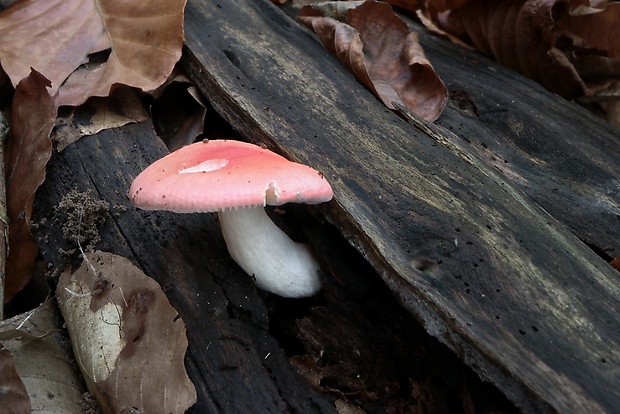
<box><xmin>129</xmin><ymin>140</ymin><xmax>333</xmax><ymax>298</ymax></box>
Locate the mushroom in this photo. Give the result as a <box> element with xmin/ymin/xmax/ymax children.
<box><xmin>129</xmin><ymin>139</ymin><xmax>333</xmax><ymax>298</ymax></box>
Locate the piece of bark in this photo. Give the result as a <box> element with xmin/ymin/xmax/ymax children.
<box><xmin>181</xmin><ymin>1</ymin><xmax>620</xmax><ymax>412</ymax></box>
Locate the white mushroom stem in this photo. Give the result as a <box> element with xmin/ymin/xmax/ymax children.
<box><xmin>217</xmin><ymin>207</ymin><xmax>321</xmax><ymax>298</ymax></box>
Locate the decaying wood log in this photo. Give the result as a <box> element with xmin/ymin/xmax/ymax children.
<box><xmin>33</xmin><ymin>119</ymin><xmax>517</xmax><ymax>413</ymax></box>
<box><xmin>180</xmin><ymin>1</ymin><xmax>620</xmax><ymax>413</ymax></box>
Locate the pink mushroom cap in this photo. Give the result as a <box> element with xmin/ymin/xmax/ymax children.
<box><xmin>129</xmin><ymin>140</ymin><xmax>333</xmax><ymax>212</ymax></box>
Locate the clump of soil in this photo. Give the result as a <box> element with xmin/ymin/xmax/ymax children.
<box><xmin>54</xmin><ymin>190</ymin><xmax>110</xmax><ymax>252</ymax></box>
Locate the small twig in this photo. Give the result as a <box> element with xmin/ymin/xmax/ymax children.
<box><xmin>0</xmin><ymin>113</ymin><xmax>9</xmax><ymax>320</ymax></box>
<box><xmin>15</xmin><ymin>307</ymin><xmax>36</xmax><ymax>331</ymax></box>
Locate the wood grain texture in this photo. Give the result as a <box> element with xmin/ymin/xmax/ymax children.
<box><xmin>182</xmin><ymin>1</ymin><xmax>620</xmax><ymax>413</ymax></box>
<box><xmin>420</xmin><ymin>28</ymin><xmax>620</xmax><ymax>257</ymax></box>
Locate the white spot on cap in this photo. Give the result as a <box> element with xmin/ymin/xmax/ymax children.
<box><xmin>179</xmin><ymin>159</ymin><xmax>229</xmax><ymax>174</ymax></box>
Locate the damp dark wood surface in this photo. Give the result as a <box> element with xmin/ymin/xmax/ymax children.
<box><xmin>181</xmin><ymin>1</ymin><xmax>620</xmax><ymax>413</ymax></box>
<box><xmin>33</xmin><ymin>120</ymin><xmax>520</xmax><ymax>413</ymax></box>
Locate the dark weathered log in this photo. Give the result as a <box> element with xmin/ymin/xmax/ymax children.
<box><xmin>181</xmin><ymin>1</ymin><xmax>620</xmax><ymax>413</ymax></box>
<box><xmin>33</xmin><ymin>120</ymin><xmax>516</xmax><ymax>413</ymax></box>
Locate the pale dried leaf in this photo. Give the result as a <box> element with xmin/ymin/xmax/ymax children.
<box><xmin>54</xmin><ymin>87</ymin><xmax>148</xmax><ymax>151</ymax></box>
<box><xmin>299</xmin><ymin>1</ymin><xmax>447</xmax><ymax>121</ymax></box>
<box><xmin>0</xmin><ymin>301</ymin><xmax>87</xmax><ymax>413</ymax></box>
<box><xmin>78</xmin><ymin>89</ymin><xmax>148</xmax><ymax>136</ymax></box>
<box><xmin>4</xmin><ymin>69</ymin><xmax>56</xmax><ymax>302</ymax></box>
<box><xmin>569</xmin><ymin>0</ymin><xmax>608</xmax><ymax>15</ymax></box>
<box><xmin>56</xmin><ymin>251</ymin><xmax>196</xmax><ymax>414</ymax></box>
<box><xmin>292</xmin><ymin>0</ymin><xmax>331</xmax><ymax>7</ymax></box>
<box><xmin>302</xmin><ymin>0</ymin><xmax>364</xmax><ymax>21</ymax></box>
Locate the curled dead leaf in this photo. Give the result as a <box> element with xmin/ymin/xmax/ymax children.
<box><xmin>569</xmin><ymin>0</ymin><xmax>608</xmax><ymax>15</ymax></box>
<box><xmin>0</xmin><ymin>348</ymin><xmax>30</xmax><ymax>413</ymax></box>
<box><xmin>432</xmin><ymin>0</ymin><xmax>620</xmax><ymax>101</ymax></box>
<box><xmin>299</xmin><ymin>1</ymin><xmax>447</xmax><ymax>121</ymax></box>
<box><xmin>4</xmin><ymin>69</ymin><xmax>56</xmax><ymax>303</ymax></box>
<box><xmin>56</xmin><ymin>251</ymin><xmax>196</xmax><ymax>414</ymax></box>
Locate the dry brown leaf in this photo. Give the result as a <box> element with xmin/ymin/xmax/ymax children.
<box><xmin>4</xmin><ymin>69</ymin><xmax>56</xmax><ymax>303</ymax></box>
<box><xmin>0</xmin><ymin>348</ymin><xmax>30</xmax><ymax>413</ymax></box>
<box><xmin>0</xmin><ymin>0</ymin><xmax>107</xmax><ymax>95</ymax></box>
<box><xmin>299</xmin><ymin>1</ymin><xmax>447</xmax><ymax>121</ymax></box>
<box><xmin>558</xmin><ymin>3</ymin><xmax>620</xmax><ymax>63</ymax></box>
<box><xmin>0</xmin><ymin>0</ymin><xmax>186</xmax><ymax>107</ymax></box>
<box><xmin>56</xmin><ymin>251</ymin><xmax>196</xmax><ymax>414</ymax></box>
<box><xmin>434</xmin><ymin>0</ymin><xmax>620</xmax><ymax>101</ymax></box>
